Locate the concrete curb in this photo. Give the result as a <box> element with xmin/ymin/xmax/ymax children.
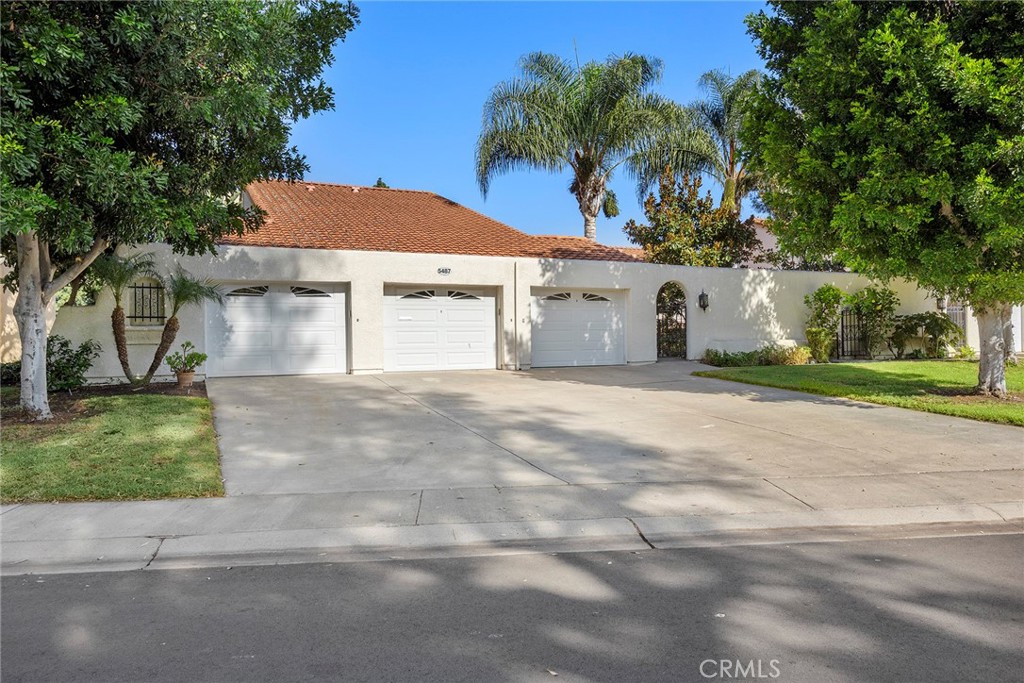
<box><xmin>3</xmin><ymin>503</ymin><xmax>1020</xmax><ymax>576</ymax></box>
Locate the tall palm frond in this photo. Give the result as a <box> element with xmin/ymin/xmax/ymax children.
<box><xmin>91</xmin><ymin>253</ymin><xmax>156</xmax><ymax>307</ymax></box>
<box><xmin>476</xmin><ymin>51</ymin><xmax>706</xmax><ymax>240</ymax></box>
<box><xmin>691</xmin><ymin>68</ymin><xmax>763</xmax><ymax>212</ymax></box>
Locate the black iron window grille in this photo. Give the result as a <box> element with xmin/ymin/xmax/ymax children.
<box><xmin>128</xmin><ymin>282</ymin><xmax>166</xmax><ymax>325</ymax></box>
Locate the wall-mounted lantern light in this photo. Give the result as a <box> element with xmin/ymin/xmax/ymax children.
<box><xmin>935</xmin><ymin>295</ymin><xmax>947</xmax><ymax>312</ymax></box>
<box><xmin>698</xmin><ymin>289</ymin><xmax>710</xmax><ymax>311</ymax></box>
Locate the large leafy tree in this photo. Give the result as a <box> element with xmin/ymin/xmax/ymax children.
<box><xmin>745</xmin><ymin>0</ymin><xmax>1024</xmax><ymax>396</ymax></box>
<box><xmin>476</xmin><ymin>52</ymin><xmax>715</xmax><ymax>241</ymax></box>
<box><xmin>691</xmin><ymin>68</ymin><xmax>762</xmax><ymax>213</ymax></box>
<box><xmin>624</xmin><ymin>169</ymin><xmax>759</xmax><ymax>267</ymax></box>
<box><xmin>0</xmin><ymin>0</ymin><xmax>358</xmax><ymax>418</ymax></box>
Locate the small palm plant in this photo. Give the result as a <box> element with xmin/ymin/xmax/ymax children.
<box><xmin>142</xmin><ymin>268</ymin><xmax>223</xmax><ymax>384</ymax></box>
<box><xmin>91</xmin><ymin>253</ymin><xmax>156</xmax><ymax>384</ymax></box>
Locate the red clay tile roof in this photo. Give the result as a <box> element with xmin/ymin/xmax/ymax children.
<box><xmin>614</xmin><ymin>246</ymin><xmax>646</xmax><ymax>260</ymax></box>
<box><xmin>222</xmin><ymin>180</ymin><xmax>640</xmax><ymax>262</ymax></box>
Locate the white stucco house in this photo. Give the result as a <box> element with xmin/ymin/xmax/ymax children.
<box><xmin>38</xmin><ymin>179</ymin><xmax>1008</xmax><ymax>382</ymax></box>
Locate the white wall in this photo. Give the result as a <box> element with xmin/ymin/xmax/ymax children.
<box><xmin>49</xmin><ymin>243</ymin><xmax>938</xmax><ymax>381</ymax></box>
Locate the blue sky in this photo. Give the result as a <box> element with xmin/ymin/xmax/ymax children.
<box><xmin>289</xmin><ymin>1</ymin><xmax>767</xmax><ymax>246</ymax></box>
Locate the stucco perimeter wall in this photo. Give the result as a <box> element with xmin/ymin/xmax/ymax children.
<box><xmin>49</xmin><ymin>243</ymin><xmax>935</xmax><ymax>381</ymax></box>
<box><xmin>514</xmin><ymin>259</ymin><xmax>932</xmax><ymax>365</ymax></box>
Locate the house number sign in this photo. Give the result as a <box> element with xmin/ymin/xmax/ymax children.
<box><xmin>437</xmin><ymin>268</ymin><xmax>451</xmax><ymax>275</ymax></box>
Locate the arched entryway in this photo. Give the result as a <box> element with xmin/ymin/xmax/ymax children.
<box><xmin>657</xmin><ymin>282</ymin><xmax>687</xmax><ymax>358</ymax></box>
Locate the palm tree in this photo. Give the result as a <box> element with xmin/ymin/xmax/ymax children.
<box><xmin>476</xmin><ymin>52</ymin><xmax>715</xmax><ymax>241</ymax></box>
<box><xmin>141</xmin><ymin>268</ymin><xmax>223</xmax><ymax>384</ymax></box>
<box><xmin>691</xmin><ymin>68</ymin><xmax>762</xmax><ymax>213</ymax></box>
<box><xmin>92</xmin><ymin>253</ymin><xmax>156</xmax><ymax>383</ymax></box>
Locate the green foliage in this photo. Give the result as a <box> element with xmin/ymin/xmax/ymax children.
<box><xmin>162</xmin><ymin>268</ymin><xmax>223</xmax><ymax>318</ymax></box>
<box><xmin>165</xmin><ymin>341</ymin><xmax>207</xmax><ymax>373</ymax></box>
<box><xmin>745</xmin><ymin>1</ymin><xmax>1024</xmax><ymax>311</ymax></box>
<box><xmin>691</xmin><ymin>68</ymin><xmax>762</xmax><ymax>211</ymax></box>
<box><xmin>91</xmin><ymin>253</ymin><xmax>155</xmax><ymax>306</ymax></box>
<box><xmin>846</xmin><ymin>286</ymin><xmax>900</xmax><ymax>357</ymax></box>
<box><xmin>954</xmin><ymin>345</ymin><xmax>978</xmax><ymax>361</ymax></box>
<box><xmin>804</xmin><ymin>327</ymin><xmax>834</xmax><ymax>364</ymax></box>
<box><xmin>476</xmin><ymin>52</ymin><xmax>715</xmax><ymax>238</ymax></box>
<box><xmin>1</xmin><ymin>0</ymin><xmax>359</xmax><ymax>265</ymax></box>
<box><xmin>701</xmin><ymin>344</ymin><xmax>812</xmax><ymax>367</ymax></box>
<box><xmin>374</xmin><ymin>178</ymin><xmax>389</xmax><ymax>188</ymax></box>
<box><xmin>889</xmin><ymin>312</ymin><xmax>965</xmax><ymax>359</ymax></box>
<box><xmin>2</xmin><ymin>334</ymin><xmax>100</xmax><ymax>391</ymax></box>
<box><xmin>804</xmin><ymin>284</ymin><xmax>845</xmax><ymax>334</ymax></box>
<box><xmin>623</xmin><ymin>170</ymin><xmax>759</xmax><ymax>267</ymax></box>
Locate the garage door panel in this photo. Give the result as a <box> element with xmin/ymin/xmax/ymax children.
<box><xmin>206</xmin><ymin>284</ymin><xmax>346</xmax><ymax>377</ymax></box>
<box><xmin>446</xmin><ymin>329</ymin><xmax>489</xmax><ymax>344</ymax></box>
<box><xmin>284</xmin><ymin>329</ymin><xmax>339</xmax><ymax>347</ymax></box>
<box><xmin>285</xmin><ymin>349</ymin><xmax>342</xmax><ymax>372</ymax></box>
<box><xmin>219</xmin><ymin>354</ymin><xmax>275</xmax><ymax>375</ymax></box>
<box><xmin>532</xmin><ymin>291</ymin><xmax>625</xmax><ymax>368</ymax></box>
<box><xmin>383</xmin><ymin>290</ymin><xmax>496</xmax><ymax>372</ymax></box>
<box><xmin>287</xmin><ymin>306</ymin><xmax>338</xmax><ymax>325</ymax></box>
<box><xmin>393</xmin><ymin>307</ymin><xmax>441</xmax><ymax>323</ymax></box>
<box><xmin>395</xmin><ymin>330</ymin><xmax>440</xmax><ymax>346</ymax></box>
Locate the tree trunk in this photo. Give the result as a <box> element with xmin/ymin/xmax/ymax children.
<box><xmin>975</xmin><ymin>303</ymin><xmax>1012</xmax><ymax>398</ymax></box>
<box><xmin>13</xmin><ymin>232</ymin><xmax>51</xmax><ymax>419</ymax></box>
<box><xmin>720</xmin><ymin>175</ymin><xmax>738</xmax><ymax>213</ymax></box>
<box><xmin>11</xmin><ymin>232</ymin><xmax>106</xmax><ymax>420</ymax></box>
<box><xmin>142</xmin><ymin>315</ymin><xmax>180</xmax><ymax>384</ymax></box>
<box><xmin>111</xmin><ymin>306</ymin><xmax>135</xmax><ymax>383</ymax></box>
<box><xmin>575</xmin><ymin>176</ymin><xmax>605</xmax><ymax>241</ymax></box>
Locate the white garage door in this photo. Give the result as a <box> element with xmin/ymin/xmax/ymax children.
<box><xmin>383</xmin><ymin>288</ymin><xmax>496</xmax><ymax>371</ymax></box>
<box><xmin>206</xmin><ymin>284</ymin><xmax>347</xmax><ymax>377</ymax></box>
<box><xmin>532</xmin><ymin>291</ymin><xmax>626</xmax><ymax>367</ymax></box>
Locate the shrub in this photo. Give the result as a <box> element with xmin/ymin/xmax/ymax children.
<box><xmin>702</xmin><ymin>345</ymin><xmax>812</xmax><ymax>368</ymax></box>
<box><xmin>805</xmin><ymin>327</ymin><xmax>834</xmax><ymax>363</ymax></box>
<box><xmin>3</xmin><ymin>336</ymin><xmax>101</xmax><ymax>392</ymax></box>
<box><xmin>46</xmin><ymin>335</ymin><xmax>101</xmax><ymax>392</ymax></box>
<box><xmin>954</xmin><ymin>345</ymin><xmax>977</xmax><ymax>361</ymax></box>
<box><xmin>701</xmin><ymin>348</ymin><xmax>760</xmax><ymax>367</ymax></box>
<box><xmin>804</xmin><ymin>284</ymin><xmax>845</xmax><ymax>333</ymax></box>
<box><xmin>165</xmin><ymin>341</ymin><xmax>208</xmax><ymax>373</ymax></box>
<box><xmin>888</xmin><ymin>312</ymin><xmax>964</xmax><ymax>359</ymax></box>
<box><xmin>1</xmin><ymin>361</ymin><xmax>20</xmax><ymax>385</ymax></box>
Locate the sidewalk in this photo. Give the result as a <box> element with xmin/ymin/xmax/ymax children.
<box><xmin>4</xmin><ymin>365</ymin><xmax>1022</xmax><ymax>575</ymax></box>
<box><xmin>3</xmin><ymin>472</ymin><xmax>1021</xmax><ymax>575</ymax></box>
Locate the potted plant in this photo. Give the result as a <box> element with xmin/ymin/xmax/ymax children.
<box><xmin>166</xmin><ymin>341</ymin><xmax>207</xmax><ymax>388</ymax></box>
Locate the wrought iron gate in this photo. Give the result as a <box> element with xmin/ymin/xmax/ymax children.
<box><xmin>657</xmin><ymin>284</ymin><xmax>687</xmax><ymax>358</ymax></box>
<box><xmin>834</xmin><ymin>308</ymin><xmax>868</xmax><ymax>359</ymax></box>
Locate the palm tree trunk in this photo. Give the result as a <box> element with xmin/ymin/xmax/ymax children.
<box><xmin>720</xmin><ymin>175</ymin><xmax>738</xmax><ymax>213</ymax></box>
<box><xmin>576</xmin><ymin>176</ymin><xmax>605</xmax><ymax>241</ymax></box>
<box><xmin>142</xmin><ymin>316</ymin><xmax>180</xmax><ymax>384</ymax></box>
<box><xmin>111</xmin><ymin>306</ymin><xmax>135</xmax><ymax>383</ymax></box>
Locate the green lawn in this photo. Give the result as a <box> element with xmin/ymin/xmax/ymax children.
<box><xmin>1</xmin><ymin>392</ymin><xmax>223</xmax><ymax>503</ymax></box>
<box><xmin>694</xmin><ymin>361</ymin><xmax>1024</xmax><ymax>427</ymax></box>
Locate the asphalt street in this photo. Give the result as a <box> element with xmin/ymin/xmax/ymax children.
<box><xmin>2</xmin><ymin>533</ymin><xmax>1022</xmax><ymax>683</ymax></box>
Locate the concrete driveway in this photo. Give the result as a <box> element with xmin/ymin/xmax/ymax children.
<box><xmin>207</xmin><ymin>362</ymin><xmax>1022</xmax><ymax>516</ymax></box>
